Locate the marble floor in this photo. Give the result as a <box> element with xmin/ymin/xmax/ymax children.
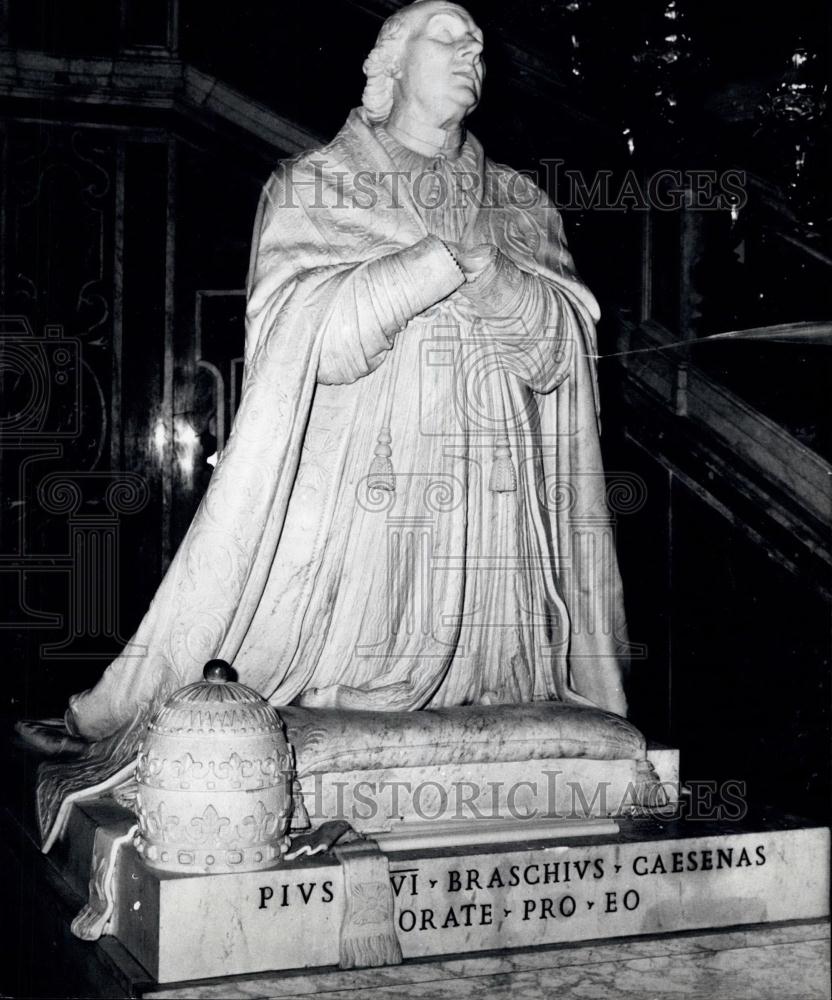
<box><xmin>146</xmin><ymin>920</ymin><xmax>830</xmax><ymax>1000</ymax></box>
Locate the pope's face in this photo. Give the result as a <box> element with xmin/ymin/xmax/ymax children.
<box><xmin>394</xmin><ymin>4</ymin><xmax>485</xmax><ymax>127</ymax></box>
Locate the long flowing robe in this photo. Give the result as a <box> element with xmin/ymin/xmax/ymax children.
<box><xmin>31</xmin><ymin>108</ymin><xmax>629</xmax><ymax>847</ymax></box>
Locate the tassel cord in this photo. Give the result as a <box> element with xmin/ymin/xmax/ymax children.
<box><xmin>489</xmin><ymin>367</ymin><xmax>517</xmax><ymax>493</ymax></box>
<box><xmin>368</xmin><ymin>254</ymin><xmax>416</xmax><ymax>493</ymax></box>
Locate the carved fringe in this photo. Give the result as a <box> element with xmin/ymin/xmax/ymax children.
<box><xmin>489</xmin><ymin>434</ymin><xmax>517</xmax><ymax>493</ymax></box>
<box><xmin>340</xmin><ymin>931</ymin><xmax>402</xmax><ymax>970</ymax></box>
<box><xmin>368</xmin><ymin>427</ymin><xmax>395</xmax><ymax>491</ymax></box>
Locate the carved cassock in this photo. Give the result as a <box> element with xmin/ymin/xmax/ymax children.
<box><xmin>31</xmin><ymin>108</ymin><xmax>629</xmax><ymax>844</ymax></box>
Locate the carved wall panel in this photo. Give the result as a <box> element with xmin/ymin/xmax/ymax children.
<box><xmin>0</xmin><ymin>117</ymin><xmax>263</xmax><ymax>716</ymax></box>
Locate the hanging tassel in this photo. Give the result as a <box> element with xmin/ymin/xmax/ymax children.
<box><xmin>628</xmin><ymin>759</ymin><xmax>669</xmax><ymax>815</ymax></box>
<box><xmin>489</xmin><ymin>433</ymin><xmax>516</xmax><ymax>493</ymax></box>
<box><xmin>368</xmin><ymin>426</ymin><xmax>395</xmax><ymax>491</ymax></box>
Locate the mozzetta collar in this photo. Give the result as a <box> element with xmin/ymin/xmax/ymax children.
<box><xmin>384</xmin><ymin>114</ymin><xmax>465</xmax><ymax>160</ymax></box>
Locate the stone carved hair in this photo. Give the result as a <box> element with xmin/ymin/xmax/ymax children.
<box><xmin>361</xmin><ymin>7</ymin><xmax>413</xmax><ymax>124</ymax></box>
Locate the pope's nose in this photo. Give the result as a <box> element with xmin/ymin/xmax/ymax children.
<box><xmin>457</xmin><ymin>34</ymin><xmax>483</xmax><ymax>61</ymax></box>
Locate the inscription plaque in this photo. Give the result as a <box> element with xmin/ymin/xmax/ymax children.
<box><xmin>113</xmin><ymin>821</ymin><xmax>829</xmax><ymax>982</ymax></box>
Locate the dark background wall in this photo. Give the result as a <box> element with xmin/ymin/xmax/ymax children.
<box><xmin>0</xmin><ymin>117</ymin><xmax>266</xmax><ymax>712</ymax></box>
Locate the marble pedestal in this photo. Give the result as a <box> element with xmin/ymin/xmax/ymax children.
<box><xmin>57</xmin><ymin>799</ymin><xmax>830</xmax><ymax>984</ymax></box>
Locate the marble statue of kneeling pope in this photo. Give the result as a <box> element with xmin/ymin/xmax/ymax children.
<box><xmin>19</xmin><ymin>0</ymin><xmax>657</xmax><ymax>853</ymax></box>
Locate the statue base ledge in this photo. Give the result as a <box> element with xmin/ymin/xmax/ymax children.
<box><xmin>52</xmin><ymin>798</ymin><xmax>829</xmax><ymax>984</ymax></box>
<box><xmin>292</xmin><ymin>745</ymin><xmax>679</xmax><ymax>834</ymax></box>
<box><xmin>374</xmin><ymin>816</ymin><xmax>619</xmax><ymax>851</ymax></box>
<box><xmin>145</xmin><ymin>921</ymin><xmax>828</xmax><ymax>999</ymax></box>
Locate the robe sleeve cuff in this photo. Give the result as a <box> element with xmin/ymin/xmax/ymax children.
<box><xmin>350</xmin><ymin>236</ymin><xmax>465</xmax><ymax>376</ymax></box>
<box><xmin>321</xmin><ymin>236</ymin><xmax>467</xmax><ymax>384</ymax></box>
<box><xmin>395</xmin><ymin>234</ymin><xmax>465</xmax><ymax>314</ymax></box>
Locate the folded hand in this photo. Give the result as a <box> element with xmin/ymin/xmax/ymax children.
<box><xmin>446</xmin><ymin>241</ymin><xmax>498</xmax><ymax>282</ymax></box>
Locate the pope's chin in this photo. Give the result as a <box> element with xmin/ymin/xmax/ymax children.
<box><xmin>445</xmin><ymin>78</ymin><xmax>481</xmax><ymax>113</ymax></box>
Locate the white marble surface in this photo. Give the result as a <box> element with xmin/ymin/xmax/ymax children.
<box><xmin>145</xmin><ymin>919</ymin><xmax>830</xmax><ymax>999</ymax></box>
<box><xmin>382</xmin><ymin>827</ymin><xmax>828</xmax><ymax>960</ymax></box>
<box><xmin>115</xmin><ymin>845</ymin><xmax>343</xmax><ymax>982</ymax></box>
<box><xmin>298</xmin><ymin>752</ymin><xmax>678</xmax><ymax>834</ymax></box>
<box><xmin>114</xmin><ymin>819</ymin><xmax>829</xmax><ymax>983</ymax></box>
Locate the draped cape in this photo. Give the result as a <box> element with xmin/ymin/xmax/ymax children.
<box><xmin>27</xmin><ymin>109</ymin><xmax>629</xmax><ymax>850</ymax></box>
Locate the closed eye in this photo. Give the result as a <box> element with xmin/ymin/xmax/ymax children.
<box><xmin>426</xmin><ymin>13</ymin><xmax>468</xmax><ymax>43</ymax></box>
<box><xmin>429</xmin><ymin>27</ymin><xmax>460</xmax><ymax>44</ymax></box>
